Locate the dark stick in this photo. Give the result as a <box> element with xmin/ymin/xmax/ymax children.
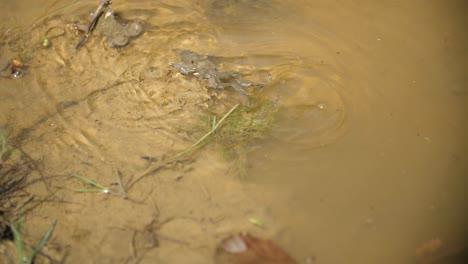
<box><xmin>75</xmin><ymin>0</ymin><xmax>112</xmax><ymax>50</ymax></box>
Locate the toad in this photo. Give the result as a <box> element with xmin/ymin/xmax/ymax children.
<box><xmin>96</xmin><ymin>9</ymin><xmax>142</xmax><ymax>48</ymax></box>
<box><xmin>74</xmin><ymin>6</ymin><xmax>143</xmax><ymax>49</ymax></box>
<box><xmin>170</xmin><ymin>49</ymin><xmax>262</xmax><ymax>95</ymax></box>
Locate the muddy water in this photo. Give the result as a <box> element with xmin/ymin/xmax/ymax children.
<box><xmin>0</xmin><ymin>0</ymin><xmax>467</xmax><ymax>263</ymax></box>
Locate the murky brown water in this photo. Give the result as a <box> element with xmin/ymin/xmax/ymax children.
<box><xmin>1</xmin><ymin>0</ymin><xmax>467</xmax><ymax>263</ymax></box>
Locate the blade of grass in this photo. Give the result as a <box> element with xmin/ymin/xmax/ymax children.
<box><xmin>193</xmin><ymin>103</ymin><xmax>240</xmax><ymax>147</ymax></box>
<box><xmin>10</xmin><ymin>215</ymin><xmax>57</xmax><ymax>264</ymax></box>
<box><xmin>176</xmin><ymin>104</ymin><xmax>239</xmax><ymax>157</ymax></box>
<box><xmin>7</xmin><ymin>1</ymin><xmax>81</xmax><ymax>60</ymax></box>
<box><xmin>211</xmin><ymin>115</ymin><xmax>217</xmax><ymax>134</ymax></box>
<box><xmin>72</xmin><ymin>174</ymin><xmax>107</xmax><ymax>190</ymax></box>
<box><xmin>76</xmin><ymin>188</ymin><xmax>107</xmax><ymax>193</ymax></box>
<box><xmin>28</xmin><ymin>219</ymin><xmax>57</xmax><ymax>264</ymax></box>
<box><xmin>175</xmin><ymin>139</ymin><xmax>211</xmax><ymax>157</ymax></box>
<box><xmin>1</xmin><ymin>133</ymin><xmax>7</xmax><ymax>155</ymax></box>
<box><xmin>248</xmin><ymin>217</ymin><xmax>266</xmax><ymax>229</ymax></box>
<box><xmin>12</xmin><ymin>17</ymin><xmax>27</xmax><ymax>58</ymax></box>
<box><xmin>11</xmin><ymin>214</ymin><xmax>25</xmax><ymax>264</ymax></box>
<box><xmin>1</xmin><ymin>132</ymin><xmax>15</xmax><ymax>155</ymax></box>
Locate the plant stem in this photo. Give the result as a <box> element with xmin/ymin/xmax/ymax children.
<box><xmin>176</xmin><ymin>104</ymin><xmax>239</xmax><ymax>157</ymax></box>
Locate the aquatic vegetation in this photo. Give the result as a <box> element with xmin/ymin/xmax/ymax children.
<box><xmin>1</xmin><ymin>1</ymin><xmax>80</xmax><ymax>61</ymax></box>
<box><xmin>72</xmin><ymin>173</ymin><xmax>127</xmax><ymax>198</ymax></box>
<box><xmin>0</xmin><ymin>132</ymin><xmax>28</xmax><ymax>208</ymax></box>
<box><xmin>248</xmin><ymin>217</ymin><xmax>266</xmax><ymax>229</ymax></box>
<box><xmin>216</xmin><ymin>100</ymin><xmax>277</xmax><ymax>148</ymax></box>
<box><xmin>177</xmin><ymin>99</ymin><xmax>277</xmax><ymax>160</ymax></box>
<box><xmin>176</xmin><ymin>103</ymin><xmax>240</xmax><ymax>157</ymax></box>
<box><xmin>72</xmin><ymin>173</ymin><xmax>110</xmax><ymax>194</ymax></box>
<box><xmin>1</xmin><ymin>132</ymin><xmax>14</xmax><ymax>159</ymax></box>
<box><xmin>10</xmin><ymin>214</ymin><xmax>57</xmax><ymax>264</ymax></box>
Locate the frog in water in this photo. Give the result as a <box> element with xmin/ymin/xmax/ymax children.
<box><xmin>170</xmin><ymin>49</ymin><xmax>262</xmax><ymax>96</ymax></box>
<box><xmin>73</xmin><ymin>7</ymin><xmax>142</xmax><ymax>48</ymax></box>
<box><xmin>96</xmin><ymin>9</ymin><xmax>143</xmax><ymax>48</ymax></box>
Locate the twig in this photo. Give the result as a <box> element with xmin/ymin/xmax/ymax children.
<box><xmin>115</xmin><ymin>170</ymin><xmax>127</xmax><ymax>199</ymax></box>
<box><xmin>126</xmin><ymin>159</ymin><xmax>176</xmax><ymax>192</ymax></box>
<box><xmin>75</xmin><ymin>0</ymin><xmax>112</xmax><ymax>50</ymax></box>
<box><xmin>197</xmin><ymin>103</ymin><xmax>239</xmax><ymax>145</ymax></box>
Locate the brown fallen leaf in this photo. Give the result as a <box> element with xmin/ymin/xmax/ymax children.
<box><xmin>214</xmin><ymin>232</ymin><xmax>297</xmax><ymax>264</ymax></box>
<box><xmin>416</xmin><ymin>238</ymin><xmax>468</xmax><ymax>264</ymax></box>
<box><xmin>416</xmin><ymin>238</ymin><xmax>443</xmax><ymax>260</ymax></box>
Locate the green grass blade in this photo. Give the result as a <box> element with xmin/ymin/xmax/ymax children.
<box><xmin>211</xmin><ymin>115</ymin><xmax>217</xmax><ymax>133</ymax></box>
<box><xmin>248</xmin><ymin>217</ymin><xmax>266</xmax><ymax>229</ymax></box>
<box><xmin>11</xmin><ymin>214</ymin><xmax>25</xmax><ymax>264</ymax></box>
<box><xmin>76</xmin><ymin>188</ymin><xmax>107</xmax><ymax>193</ymax></box>
<box><xmin>11</xmin><ymin>223</ymin><xmax>25</xmax><ymax>263</ymax></box>
<box><xmin>0</xmin><ymin>132</ymin><xmax>6</xmax><ymax>148</ymax></box>
<box><xmin>28</xmin><ymin>219</ymin><xmax>57</xmax><ymax>264</ymax></box>
<box><xmin>175</xmin><ymin>104</ymin><xmax>239</xmax><ymax>157</ymax></box>
<box><xmin>12</xmin><ymin>17</ymin><xmax>27</xmax><ymax>57</ymax></box>
<box><xmin>0</xmin><ymin>132</ymin><xmax>15</xmax><ymax>156</ymax></box>
<box><xmin>72</xmin><ymin>174</ymin><xmax>107</xmax><ymax>190</ymax></box>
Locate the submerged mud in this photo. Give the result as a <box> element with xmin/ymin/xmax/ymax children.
<box><xmin>0</xmin><ymin>1</ymin><xmax>330</xmax><ymax>263</ymax></box>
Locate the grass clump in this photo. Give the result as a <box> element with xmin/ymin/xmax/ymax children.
<box><xmin>177</xmin><ymin>99</ymin><xmax>277</xmax><ymax>158</ymax></box>
<box><xmin>10</xmin><ymin>214</ymin><xmax>57</xmax><ymax>264</ymax></box>
<box><xmin>72</xmin><ymin>172</ymin><xmax>127</xmax><ymax>198</ymax></box>
<box><xmin>216</xmin><ymin>100</ymin><xmax>277</xmax><ymax>148</ymax></box>
<box><xmin>72</xmin><ymin>173</ymin><xmax>110</xmax><ymax>194</ymax></box>
<box><xmin>0</xmin><ymin>131</ymin><xmax>29</xmax><ymax>208</ymax></box>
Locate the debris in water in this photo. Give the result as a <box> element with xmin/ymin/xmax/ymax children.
<box><xmin>248</xmin><ymin>217</ymin><xmax>266</xmax><ymax>229</ymax></box>
<box><xmin>215</xmin><ymin>232</ymin><xmax>297</xmax><ymax>264</ymax></box>
<box><xmin>221</xmin><ymin>234</ymin><xmax>248</xmax><ymax>253</ymax></box>
<box><xmin>75</xmin><ymin>0</ymin><xmax>112</xmax><ymax>50</ymax></box>
<box><xmin>11</xmin><ymin>68</ymin><xmax>23</xmax><ymax>79</ymax></box>
<box><xmin>40</xmin><ymin>26</ymin><xmax>66</xmax><ymax>49</ymax></box>
<box><xmin>0</xmin><ymin>58</ymin><xmax>26</xmax><ymax>79</ymax></box>
<box><xmin>416</xmin><ymin>238</ymin><xmax>442</xmax><ymax>260</ymax></box>
<box><xmin>415</xmin><ymin>238</ymin><xmax>468</xmax><ymax>264</ymax></box>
